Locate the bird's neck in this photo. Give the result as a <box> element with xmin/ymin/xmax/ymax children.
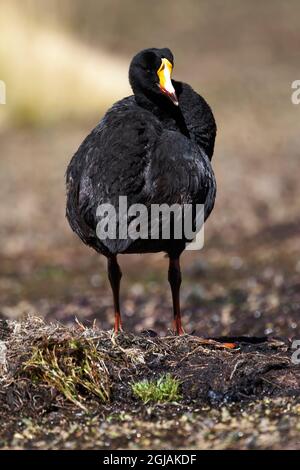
<box><xmin>135</xmin><ymin>92</ymin><xmax>190</xmax><ymax>139</ymax></box>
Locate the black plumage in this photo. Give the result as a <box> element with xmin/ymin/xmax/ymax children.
<box><xmin>66</xmin><ymin>47</ymin><xmax>217</xmax><ymax>334</ymax></box>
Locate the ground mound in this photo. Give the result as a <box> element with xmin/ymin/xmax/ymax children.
<box><xmin>1</xmin><ymin>316</ymin><xmax>300</xmax><ymax>449</ymax></box>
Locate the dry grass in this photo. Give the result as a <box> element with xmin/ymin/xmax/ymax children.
<box><xmin>24</xmin><ymin>337</ymin><xmax>111</xmax><ymax>410</ymax></box>
<box><xmin>0</xmin><ymin>315</ymin><xmax>294</xmax><ymax>412</ymax></box>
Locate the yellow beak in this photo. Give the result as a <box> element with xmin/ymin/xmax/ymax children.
<box><xmin>157</xmin><ymin>58</ymin><xmax>178</xmax><ymax>106</ymax></box>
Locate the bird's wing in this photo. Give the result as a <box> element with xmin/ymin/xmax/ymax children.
<box><xmin>174</xmin><ymin>81</ymin><xmax>217</xmax><ymax>160</ymax></box>
<box><xmin>66</xmin><ymin>97</ymin><xmax>163</xmax><ymax>252</ymax></box>
<box><xmin>144</xmin><ymin>130</ymin><xmax>216</xmax><ymax>217</ymax></box>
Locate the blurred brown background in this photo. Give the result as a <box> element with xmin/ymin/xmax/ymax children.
<box><xmin>0</xmin><ymin>0</ymin><xmax>299</xmax><ymax>337</ymax></box>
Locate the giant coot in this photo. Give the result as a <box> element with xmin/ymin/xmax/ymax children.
<box><xmin>66</xmin><ymin>47</ymin><xmax>217</xmax><ymax>335</ymax></box>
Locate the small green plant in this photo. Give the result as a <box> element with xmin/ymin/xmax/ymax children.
<box><xmin>131</xmin><ymin>374</ymin><xmax>182</xmax><ymax>404</ymax></box>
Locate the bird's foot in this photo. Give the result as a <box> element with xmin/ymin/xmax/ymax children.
<box><xmin>221</xmin><ymin>342</ymin><xmax>237</xmax><ymax>349</ymax></box>
<box><xmin>113</xmin><ymin>313</ymin><xmax>123</xmax><ymax>335</ymax></box>
<box><xmin>176</xmin><ymin>327</ymin><xmax>186</xmax><ymax>336</ymax></box>
<box><xmin>173</xmin><ymin>317</ymin><xmax>186</xmax><ymax>336</ymax></box>
<box><xmin>187</xmin><ymin>332</ymin><xmax>239</xmax><ymax>349</ymax></box>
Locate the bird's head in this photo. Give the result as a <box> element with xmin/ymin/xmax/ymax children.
<box><xmin>129</xmin><ymin>48</ymin><xmax>179</xmax><ymax>107</ymax></box>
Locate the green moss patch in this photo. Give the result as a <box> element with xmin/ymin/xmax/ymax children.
<box><xmin>132</xmin><ymin>374</ymin><xmax>182</xmax><ymax>404</ymax></box>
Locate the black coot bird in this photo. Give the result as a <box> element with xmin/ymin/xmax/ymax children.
<box><xmin>66</xmin><ymin>48</ymin><xmax>217</xmax><ymax>335</ymax></box>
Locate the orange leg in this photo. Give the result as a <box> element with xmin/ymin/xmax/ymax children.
<box><xmin>168</xmin><ymin>257</ymin><xmax>185</xmax><ymax>335</ymax></box>
<box><xmin>107</xmin><ymin>256</ymin><xmax>122</xmax><ymax>333</ymax></box>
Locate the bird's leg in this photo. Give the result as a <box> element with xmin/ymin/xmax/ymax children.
<box><xmin>168</xmin><ymin>257</ymin><xmax>185</xmax><ymax>335</ymax></box>
<box><xmin>107</xmin><ymin>255</ymin><xmax>122</xmax><ymax>333</ymax></box>
<box><xmin>168</xmin><ymin>260</ymin><xmax>236</xmax><ymax>347</ymax></box>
